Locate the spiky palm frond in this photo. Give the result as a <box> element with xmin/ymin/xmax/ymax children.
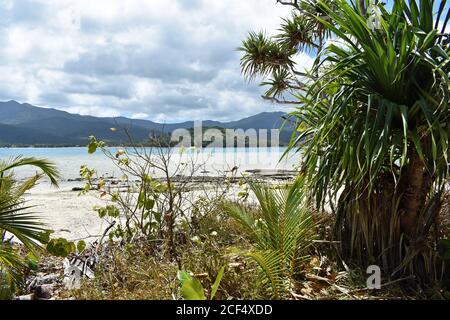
<box><xmin>222</xmin><ymin>179</ymin><xmax>318</xmax><ymax>299</ymax></box>
<box><xmin>0</xmin><ymin>156</ymin><xmax>59</xmax><ymax>252</ymax></box>
<box><xmin>239</xmin><ymin>31</ymin><xmax>296</xmax><ymax>80</ymax></box>
<box><xmin>277</xmin><ymin>13</ymin><xmax>321</xmax><ymax>52</ymax></box>
<box><xmin>261</xmin><ymin>69</ymin><xmax>300</xmax><ymax>98</ymax></box>
<box><xmin>247</xmin><ymin>250</ymin><xmax>285</xmax><ymax>298</ymax></box>
<box><xmin>239</xmin><ymin>0</ymin><xmax>338</xmax><ymax>104</ymax></box>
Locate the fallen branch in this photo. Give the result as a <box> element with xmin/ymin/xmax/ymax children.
<box><xmin>305</xmin><ymin>274</ymin><xmax>355</xmax><ymax>298</ymax></box>
<box><xmin>94</xmin><ymin>221</ymin><xmax>117</xmax><ymax>256</ymax></box>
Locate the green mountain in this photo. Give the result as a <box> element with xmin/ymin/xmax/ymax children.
<box><xmin>0</xmin><ymin>100</ymin><xmax>293</xmax><ymax>146</ymax></box>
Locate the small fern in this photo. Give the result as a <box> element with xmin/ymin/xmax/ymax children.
<box><xmin>222</xmin><ymin>179</ymin><xmax>317</xmax><ymax>299</ymax></box>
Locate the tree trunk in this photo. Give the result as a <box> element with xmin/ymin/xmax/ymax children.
<box><xmin>400</xmin><ymin>147</ymin><xmax>430</xmax><ymax>237</ymax></box>
<box><xmin>165</xmin><ymin>211</ymin><xmax>174</xmax><ymax>258</ymax></box>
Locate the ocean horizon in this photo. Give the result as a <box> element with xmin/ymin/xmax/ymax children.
<box><xmin>0</xmin><ymin>146</ymin><xmax>297</xmax><ymax>183</ymax></box>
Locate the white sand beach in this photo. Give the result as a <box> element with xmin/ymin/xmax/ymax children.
<box><xmin>25</xmin><ymin>184</ymin><xmax>109</xmax><ymax>241</ymax></box>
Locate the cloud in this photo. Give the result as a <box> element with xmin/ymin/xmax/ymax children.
<box><xmin>0</xmin><ymin>0</ymin><xmax>310</xmax><ymax>122</ymax></box>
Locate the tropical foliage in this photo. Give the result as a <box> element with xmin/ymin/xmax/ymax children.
<box><xmin>240</xmin><ymin>0</ymin><xmax>449</xmax><ymax>282</ymax></box>
<box><xmin>0</xmin><ymin>157</ymin><xmax>59</xmax><ymax>296</ymax></box>
<box><xmin>177</xmin><ymin>266</ymin><xmax>225</xmax><ymax>300</ymax></box>
<box><xmin>222</xmin><ymin>180</ymin><xmax>318</xmax><ymax>299</ymax></box>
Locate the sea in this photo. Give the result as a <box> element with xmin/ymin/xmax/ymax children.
<box><xmin>0</xmin><ymin>147</ymin><xmax>298</xmax><ymax>187</ymax></box>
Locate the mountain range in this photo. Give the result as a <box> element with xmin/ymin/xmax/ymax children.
<box><xmin>0</xmin><ymin>101</ymin><xmax>293</xmax><ymax>146</ymax></box>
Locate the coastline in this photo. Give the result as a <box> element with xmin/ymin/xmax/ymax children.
<box><xmin>25</xmin><ymin>168</ymin><xmax>299</xmax><ymax>242</ymax></box>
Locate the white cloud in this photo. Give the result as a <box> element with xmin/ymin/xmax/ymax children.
<box><xmin>0</xmin><ymin>0</ymin><xmax>310</xmax><ymax>122</ymax></box>
<box><xmin>131</xmin><ymin>112</ymin><xmax>150</xmax><ymax>120</ymax></box>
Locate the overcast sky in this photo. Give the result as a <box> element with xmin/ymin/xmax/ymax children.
<box><xmin>0</xmin><ymin>0</ymin><xmax>317</xmax><ymax>122</ymax></box>
<box><xmin>1</xmin><ymin>1</ymin><xmax>447</xmax><ymax>123</ymax></box>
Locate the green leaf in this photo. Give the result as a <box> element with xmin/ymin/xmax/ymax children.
<box><xmin>25</xmin><ymin>252</ymin><xmax>39</xmax><ymax>271</ymax></box>
<box><xmin>46</xmin><ymin>238</ymin><xmax>76</xmax><ymax>258</ymax></box>
<box><xmin>145</xmin><ymin>199</ymin><xmax>155</xmax><ymax>210</ymax></box>
<box><xmin>177</xmin><ymin>270</ymin><xmax>191</xmax><ymax>282</ymax></box>
<box><xmin>154</xmin><ymin>212</ymin><xmax>162</xmax><ymax>223</ymax></box>
<box><xmin>399</xmin><ymin>105</ymin><xmax>409</xmax><ymax>166</ymax></box>
<box><xmin>87</xmin><ymin>137</ymin><xmax>98</xmax><ymax>154</ymax></box>
<box><xmin>37</xmin><ymin>230</ymin><xmax>54</xmax><ymax>244</ymax></box>
<box><xmin>210</xmin><ymin>266</ymin><xmax>225</xmax><ymax>300</ymax></box>
<box><xmin>177</xmin><ymin>271</ymin><xmax>206</xmax><ymax>300</ymax></box>
<box><xmin>77</xmin><ymin>240</ymin><xmax>86</xmax><ymax>253</ymax></box>
<box><xmin>181</xmin><ymin>278</ymin><xmax>206</xmax><ymax>300</ymax></box>
<box><xmin>107</xmin><ymin>205</ymin><xmax>120</xmax><ymax>218</ymax></box>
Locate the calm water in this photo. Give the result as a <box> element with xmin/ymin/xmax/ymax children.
<box><xmin>0</xmin><ymin>147</ymin><xmax>297</xmax><ymax>182</ymax></box>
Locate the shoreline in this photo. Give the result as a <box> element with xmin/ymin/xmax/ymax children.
<box><xmin>25</xmin><ymin>169</ymin><xmax>299</xmax><ymax>242</ymax></box>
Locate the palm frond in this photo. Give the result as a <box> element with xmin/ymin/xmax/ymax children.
<box><xmin>276</xmin><ymin>13</ymin><xmax>320</xmax><ymax>52</ymax></box>
<box><xmin>0</xmin><ymin>245</ymin><xmax>27</xmax><ymax>288</ymax></box>
<box><xmin>0</xmin><ymin>156</ymin><xmax>59</xmax><ymax>293</ymax></box>
<box><xmin>0</xmin><ymin>156</ymin><xmax>60</xmax><ymax>187</ymax></box>
<box><xmin>239</xmin><ymin>31</ymin><xmax>295</xmax><ymax>80</ymax></box>
<box><xmin>222</xmin><ymin>179</ymin><xmax>317</xmax><ymax>298</ymax></box>
<box><xmin>0</xmin><ymin>202</ymin><xmax>46</xmax><ymax>253</ymax></box>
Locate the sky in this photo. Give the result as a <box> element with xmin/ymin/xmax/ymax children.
<box><xmin>0</xmin><ymin>0</ymin><xmax>315</xmax><ymax>122</ymax></box>
<box><xmin>0</xmin><ymin>1</ymin><xmax>447</xmax><ymax>123</ymax></box>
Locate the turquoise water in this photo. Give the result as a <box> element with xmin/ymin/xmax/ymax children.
<box><xmin>0</xmin><ymin>147</ymin><xmax>296</xmax><ymax>181</ymax></box>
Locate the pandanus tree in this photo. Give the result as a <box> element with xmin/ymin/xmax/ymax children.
<box><xmin>240</xmin><ymin>0</ymin><xmax>449</xmax><ymax>281</ymax></box>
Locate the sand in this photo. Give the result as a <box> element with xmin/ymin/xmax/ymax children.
<box><xmin>25</xmin><ymin>184</ymin><xmax>109</xmax><ymax>242</ymax></box>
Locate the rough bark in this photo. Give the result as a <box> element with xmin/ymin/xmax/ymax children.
<box><xmin>400</xmin><ymin>147</ymin><xmax>430</xmax><ymax>237</ymax></box>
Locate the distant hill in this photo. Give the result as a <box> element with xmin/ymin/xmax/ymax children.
<box><xmin>0</xmin><ymin>100</ymin><xmax>294</xmax><ymax>146</ymax></box>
